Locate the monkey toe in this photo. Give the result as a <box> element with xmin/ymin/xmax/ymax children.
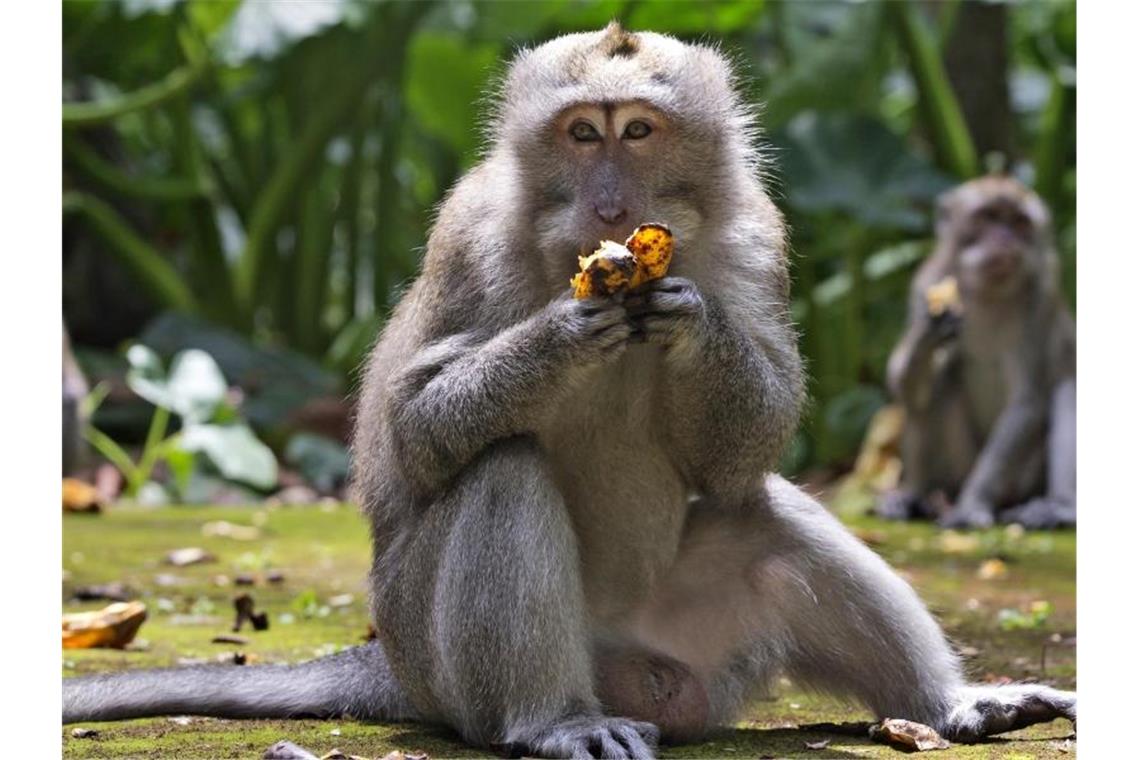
<box><xmin>525</xmin><ymin>716</ymin><xmax>658</xmax><ymax>759</ymax></box>
<box><xmin>1000</xmin><ymin>498</ymin><xmax>1075</xmax><ymax>529</ymax></box>
<box><xmin>939</xmin><ymin>505</ymin><xmax>995</xmax><ymax>530</ymax></box>
<box><xmin>877</xmin><ymin>489</ymin><xmax>926</xmax><ymax>521</ymax></box>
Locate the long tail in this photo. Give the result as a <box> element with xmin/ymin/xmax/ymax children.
<box><xmin>63</xmin><ymin>640</ymin><xmax>417</xmax><ymax>723</ymax></box>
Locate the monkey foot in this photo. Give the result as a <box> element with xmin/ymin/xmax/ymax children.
<box><xmin>938</xmin><ymin>505</ymin><xmax>995</xmax><ymax>529</ymax></box>
<box><xmin>941</xmin><ymin>684</ymin><xmax>1075</xmax><ymax>742</ymax></box>
<box><xmin>509</xmin><ymin>715</ymin><xmax>660</xmax><ymax>759</ymax></box>
<box><xmin>1000</xmin><ymin>498</ymin><xmax>1076</xmax><ymax>529</ymax></box>
<box><xmin>877</xmin><ymin>489</ymin><xmax>935</xmax><ymax>521</ymax></box>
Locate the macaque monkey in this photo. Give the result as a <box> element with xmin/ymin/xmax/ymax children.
<box><xmin>64</xmin><ymin>26</ymin><xmax>1075</xmax><ymax>758</ymax></box>
<box><xmin>881</xmin><ymin>176</ymin><xmax>1076</xmax><ymax>529</ymax></box>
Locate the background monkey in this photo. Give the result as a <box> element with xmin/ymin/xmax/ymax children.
<box><xmin>64</xmin><ymin>26</ymin><xmax>1075</xmax><ymax>758</ymax></box>
<box><xmin>881</xmin><ymin>176</ymin><xmax>1076</xmax><ymax>529</ymax></box>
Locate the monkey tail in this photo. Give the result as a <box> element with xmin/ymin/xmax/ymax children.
<box><xmin>63</xmin><ymin>640</ymin><xmax>417</xmax><ymax>724</ymax></box>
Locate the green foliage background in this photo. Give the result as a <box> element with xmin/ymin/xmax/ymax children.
<box><xmin>62</xmin><ymin>0</ymin><xmax>1076</xmax><ymax>474</ymax></box>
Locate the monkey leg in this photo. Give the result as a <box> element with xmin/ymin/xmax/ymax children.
<box><xmin>1001</xmin><ymin>378</ymin><xmax>1076</xmax><ymax>529</ymax></box>
<box><xmin>881</xmin><ymin>379</ymin><xmax>978</xmax><ymax>521</ymax></box>
<box><xmin>371</xmin><ymin>435</ymin><xmax>658</xmax><ymax>759</ymax></box>
<box><xmin>632</xmin><ymin>475</ymin><xmax>1074</xmax><ymax>741</ymax></box>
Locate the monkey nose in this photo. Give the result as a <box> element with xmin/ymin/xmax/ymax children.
<box><xmin>595</xmin><ymin>203</ymin><xmax>628</xmax><ymax>225</ymax></box>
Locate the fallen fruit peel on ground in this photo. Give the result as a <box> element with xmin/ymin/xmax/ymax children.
<box><xmin>63</xmin><ymin>601</ymin><xmax>148</xmax><ymax>649</ymax></box>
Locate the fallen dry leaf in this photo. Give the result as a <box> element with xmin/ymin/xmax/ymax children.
<box><xmin>202</xmin><ymin>520</ymin><xmax>262</xmax><ymax>541</ymax></box>
<box><xmin>869</xmin><ymin>718</ymin><xmax>950</xmax><ymax>751</ymax></box>
<box><xmin>976</xmin><ymin>558</ymin><xmax>1009</xmax><ymax>581</ymax></box>
<box><xmin>264</xmin><ymin>741</ymin><xmax>319</xmax><ymax>760</ymax></box>
<box><xmin>938</xmin><ymin>531</ymin><xmax>980</xmax><ymax>554</ymax></box>
<box><xmin>165</xmin><ymin>547</ymin><xmax>215</xmax><ymax>566</ymax></box>
<box><xmin>804</xmin><ymin>739</ymin><xmax>830</xmax><ymax>750</ymax></box>
<box><xmin>63</xmin><ymin>601</ymin><xmax>147</xmax><ymax>649</ymax></box>
<box><xmin>63</xmin><ymin>478</ymin><xmax>102</xmax><ymax>513</ymax></box>
<box><xmin>211</xmin><ymin>634</ymin><xmax>249</xmax><ymax>645</ymax></box>
<box><xmin>233</xmin><ymin>593</ymin><xmax>270</xmax><ymax>632</ymax></box>
<box><xmin>71</xmin><ymin>582</ymin><xmax>133</xmax><ymax>602</ymax></box>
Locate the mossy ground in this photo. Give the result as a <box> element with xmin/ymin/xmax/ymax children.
<box><xmin>63</xmin><ymin>503</ymin><xmax>1075</xmax><ymax>759</ymax></box>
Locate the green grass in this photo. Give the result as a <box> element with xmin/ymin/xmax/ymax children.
<box><xmin>63</xmin><ymin>504</ymin><xmax>1075</xmax><ymax>759</ymax></box>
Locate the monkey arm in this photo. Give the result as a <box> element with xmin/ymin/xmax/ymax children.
<box><xmin>385</xmin><ymin>298</ymin><xmax>628</xmax><ymax>496</ymax></box>
<box><xmin>629</xmin><ymin>276</ymin><xmax>805</xmax><ymax>501</ymax></box>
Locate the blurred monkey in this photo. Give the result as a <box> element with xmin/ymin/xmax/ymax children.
<box><xmin>882</xmin><ymin>176</ymin><xmax>1075</xmax><ymax>529</ymax></box>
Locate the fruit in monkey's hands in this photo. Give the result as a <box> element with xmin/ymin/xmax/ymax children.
<box><xmin>571</xmin><ymin>241</ymin><xmax>640</xmax><ymax>299</ymax></box>
<box><xmin>925</xmin><ymin>276</ymin><xmax>962</xmax><ymax>318</ymax></box>
<box><xmin>571</xmin><ymin>223</ymin><xmax>674</xmax><ymax>299</ymax></box>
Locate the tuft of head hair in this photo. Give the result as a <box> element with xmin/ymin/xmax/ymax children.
<box><xmin>484</xmin><ymin>26</ymin><xmax>764</xmax><ymax>175</ymax></box>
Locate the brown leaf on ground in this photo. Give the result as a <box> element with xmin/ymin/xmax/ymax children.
<box><xmin>165</xmin><ymin>547</ymin><xmax>216</xmax><ymax>566</ymax></box>
<box><xmin>264</xmin><ymin>741</ymin><xmax>319</xmax><ymax>760</ymax></box>
<box><xmin>202</xmin><ymin>520</ymin><xmax>262</xmax><ymax>541</ymax></box>
<box><xmin>63</xmin><ymin>478</ymin><xmax>103</xmax><ymax>513</ymax></box>
<box><xmin>63</xmin><ymin>601</ymin><xmax>147</xmax><ymax>649</ymax></box>
<box><xmin>869</xmin><ymin>718</ymin><xmax>950</xmax><ymax>751</ymax></box>
<box><xmin>211</xmin><ymin>634</ymin><xmax>249</xmax><ymax>645</ymax></box>
<box><xmin>71</xmin><ymin>581</ymin><xmax>133</xmax><ymax>602</ymax></box>
<box><xmin>233</xmin><ymin>593</ymin><xmax>270</xmax><ymax>632</ymax></box>
<box><xmin>976</xmin><ymin>558</ymin><xmax>1009</xmax><ymax>581</ymax></box>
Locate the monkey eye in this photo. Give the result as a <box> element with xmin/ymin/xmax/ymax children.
<box><xmin>623</xmin><ymin>120</ymin><xmax>652</xmax><ymax>140</ymax></box>
<box><xmin>570</xmin><ymin>121</ymin><xmax>602</xmax><ymax>142</ymax></box>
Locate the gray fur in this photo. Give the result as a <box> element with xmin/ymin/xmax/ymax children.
<box><xmin>64</xmin><ymin>27</ymin><xmax>1074</xmax><ymax>758</ymax></box>
<box><xmin>883</xmin><ymin>176</ymin><xmax>1076</xmax><ymax>528</ymax></box>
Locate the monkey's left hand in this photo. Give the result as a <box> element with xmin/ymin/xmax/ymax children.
<box><xmin>624</xmin><ymin>277</ymin><xmax>707</xmax><ymax>349</ymax></box>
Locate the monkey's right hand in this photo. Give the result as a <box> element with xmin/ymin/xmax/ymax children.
<box><xmin>544</xmin><ymin>295</ymin><xmax>632</xmax><ymax>365</ymax></box>
<box><xmin>926</xmin><ymin>308</ymin><xmax>962</xmax><ymax>345</ymax></box>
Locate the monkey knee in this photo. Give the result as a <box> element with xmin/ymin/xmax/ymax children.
<box><xmin>595</xmin><ymin>646</ymin><xmax>709</xmax><ymax>744</ymax></box>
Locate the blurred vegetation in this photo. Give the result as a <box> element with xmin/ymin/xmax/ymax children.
<box><xmin>62</xmin><ymin>0</ymin><xmax>1075</xmax><ymax>475</ymax></box>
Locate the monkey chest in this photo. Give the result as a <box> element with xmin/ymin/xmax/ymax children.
<box><xmin>537</xmin><ymin>346</ymin><xmax>691</xmax><ymax>620</ymax></box>
<box><xmin>961</xmin><ymin>356</ymin><xmax>1011</xmax><ymax>438</ymax></box>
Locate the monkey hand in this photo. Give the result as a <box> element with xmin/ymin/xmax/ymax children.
<box><xmin>547</xmin><ymin>295</ymin><xmax>632</xmax><ymax>365</ymax></box>
<box><xmin>624</xmin><ymin>277</ymin><xmax>706</xmax><ymax>350</ymax></box>
<box><xmin>925</xmin><ymin>308</ymin><xmax>962</xmax><ymax>345</ymax></box>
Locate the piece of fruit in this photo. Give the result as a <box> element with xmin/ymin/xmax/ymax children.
<box><xmin>925</xmin><ymin>276</ymin><xmax>962</xmax><ymax>317</ymax></box>
<box><xmin>62</xmin><ymin>601</ymin><xmax>147</xmax><ymax>649</ymax></box>
<box><xmin>624</xmin><ymin>223</ymin><xmax>673</xmax><ymax>282</ymax></box>
<box><xmin>570</xmin><ymin>223</ymin><xmax>674</xmax><ymax>299</ymax></box>
<box><xmin>63</xmin><ymin>478</ymin><xmax>103</xmax><ymax>513</ymax></box>
<box><xmin>571</xmin><ymin>241</ymin><xmax>639</xmax><ymax>299</ymax></box>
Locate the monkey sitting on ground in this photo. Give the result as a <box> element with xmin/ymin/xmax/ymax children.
<box><xmin>880</xmin><ymin>176</ymin><xmax>1076</xmax><ymax>529</ymax></box>
<box><xmin>64</xmin><ymin>26</ymin><xmax>1075</xmax><ymax>758</ymax></box>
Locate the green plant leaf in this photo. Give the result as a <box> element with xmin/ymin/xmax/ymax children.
<box><xmin>166</xmin><ymin>349</ymin><xmax>228</xmax><ymax>424</ymax></box>
<box><xmin>406</xmin><ymin>33</ymin><xmax>499</xmax><ymax>160</ymax></box>
<box><xmin>285</xmin><ymin>433</ymin><xmax>349</xmax><ymax>494</ymax></box>
<box><xmin>772</xmin><ymin>112</ymin><xmax>954</xmax><ymax>231</ymax></box>
<box><xmin>126</xmin><ymin>344</ymin><xmax>173</xmax><ymax>409</ymax></box>
<box><xmin>180</xmin><ymin>423</ymin><xmax>278</xmax><ymax>490</ymax></box>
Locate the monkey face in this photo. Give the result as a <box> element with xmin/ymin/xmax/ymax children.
<box><xmin>497</xmin><ymin>23</ymin><xmax>752</xmax><ymax>273</ymax></box>
<box><xmin>938</xmin><ymin>177</ymin><xmax>1052</xmax><ymax>303</ymax></box>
